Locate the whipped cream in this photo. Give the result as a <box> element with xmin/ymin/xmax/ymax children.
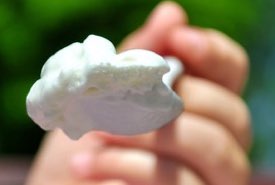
<box><xmin>26</xmin><ymin>35</ymin><xmax>184</xmax><ymax>139</ymax></box>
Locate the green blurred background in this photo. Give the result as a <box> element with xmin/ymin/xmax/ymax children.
<box><xmin>0</xmin><ymin>0</ymin><xmax>274</xmax><ymax>170</ymax></box>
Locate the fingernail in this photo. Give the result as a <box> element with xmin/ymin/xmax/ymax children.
<box><xmin>70</xmin><ymin>152</ymin><xmax>94</xmax><ymax>179</ymax></box>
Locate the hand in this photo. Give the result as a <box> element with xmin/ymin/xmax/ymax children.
<box><xmin>26</xmin><ymin>2</ymin><xmax>251</xmax><ymax>185</ymax></box>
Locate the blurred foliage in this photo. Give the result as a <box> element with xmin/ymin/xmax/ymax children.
<box><xmin>0</xmin><ymin>0</ymin><xmax>274</xmax><ymax>168</ymax></box>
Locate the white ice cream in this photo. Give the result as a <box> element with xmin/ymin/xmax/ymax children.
<box><xmin>26</xmin><ymin>35</ymin><xmax>183</xmax><ymax>139</ymax></box>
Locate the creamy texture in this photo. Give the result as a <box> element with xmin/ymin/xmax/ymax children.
<box><xmin>26</xmin><ymin>35</ymin><xmax>183</xmax><ymax>139</ymax></box>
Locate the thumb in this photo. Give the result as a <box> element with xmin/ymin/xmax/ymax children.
<box><xmin>118</xmin><ymin>1</ymin><xmax>187</xmax><ymax>53</ymax></box>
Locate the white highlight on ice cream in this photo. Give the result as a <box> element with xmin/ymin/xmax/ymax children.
<box><xmin>26</xmin><ymin>35</ymin><xmax>184</xmax><ymax>139</ymax></box>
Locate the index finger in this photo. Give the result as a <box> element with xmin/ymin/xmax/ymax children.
<box><xmin>168</xmin><ymin>27</ymin><xmax>249</xmax><ymax>94</ymax></box>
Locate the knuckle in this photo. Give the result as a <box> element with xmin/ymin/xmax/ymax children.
<box><xmin>210</xmin><ymin>127</ymin><xmax>250</xmax><ymax>184</ymax></box>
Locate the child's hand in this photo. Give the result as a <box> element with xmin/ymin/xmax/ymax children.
<box><xmin>26</xmin><ymin>2</ymin><xmax>251</xmax><ymax>185</ymax></box>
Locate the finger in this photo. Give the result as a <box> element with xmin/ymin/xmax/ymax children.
<box><xmin>118</xmin><ymin>1</ymin><xmax>187</xmax><ymax>53</ymax></box>
<box><xmin>168</xmin><ymin>27</ymin><xmax>249</xmax><ymax>93</ymax></box>
<box><xmin>71</xmin><ymin>147</ymin><xmax>206</xmax><ymax>185</ymax></box>
<box><xmin>96</xmin><ymin>113</ymin><xmax>250</xmax><ymax>185</ymax></box>
<box><xmin>175</xmin><ymin>75</ymin><xmax>251</xmax><ymax>150</ymax></box>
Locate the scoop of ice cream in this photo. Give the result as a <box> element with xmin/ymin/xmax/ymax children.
<box><xmin>26</xmin><ymin>35</ymin><xmax>183</xmax><ymax>139</ymax></box>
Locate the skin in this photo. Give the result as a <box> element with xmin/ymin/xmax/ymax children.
<box><xmin>26</xmin><ymin>1</ymin><xmax>251</xmax><ymax>185</ymax></box>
